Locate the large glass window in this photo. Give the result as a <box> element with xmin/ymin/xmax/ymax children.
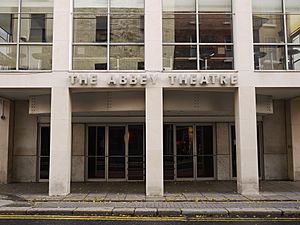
<box><xmin>0</xmin><ymin>0</ymin><xmax>53</xmax><ymax>71</ymax></box>
<box><xmin>162</xmin><ymin>0</ymin><xmax>233</xmax><ymax>70</ymax></box>
<box><xmin>253</xmin><ymin>0</ymin><xmax>300</xmax><ymax>70</ymax></box>
<box><xmin>73</xmin><ymin>0</ymin><xmax>144</xmax><ymax>70</ymax></box>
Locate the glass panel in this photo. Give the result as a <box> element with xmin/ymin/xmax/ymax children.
<box><xmin>196</xmin><ymin>126</ymin><xmax>214</xmax><ymax>178</ymax></box>
<box><xmin>199</xmin><ymin>14</ymin><xmax>232</xmax><ymax>43</ymax></box>
<box><xmin>19</xmin><ymin>45</ymin><xmax>52</xmax><ymax>70</ymax></box>
<box><xmin>164</xmin><ymin>125</ymin><xmax>174</xmax><ymax>180</ymax></box>
<box><xmin>285</xmin><ymin>0</ymin><xmax>300</xmax><ymax>13</ymax></box>
<box><xmin>40</xmin><ymin>156</ymin><xmax>50</xmax><ymax>179</ymax></box>
<box><xmin>0</xmin><ymin>0</ymin><xmax>18</xmax><ymax>13</ymax></box>
<box><xmin>21</xmin><ymin>0</ymin><xmax>53</xmax><ymax>13</ymax></box>
<box><xmin>20</xmin><ymin>14</ymin><xmax>53</xmax><ymax>42</ymax></box>
<box><xmin>197</xmin><ymin>156</ymin><xmax>214</xmax><ymax>177</ymax></box>
<box><xmin>73</xmin><ymin>45</ymin><xmax>107</xmax><ymax>70</ymax></box>
<box><xmin>0</xmin><ymin>45</ymin><xmax>17</xmax><ymax>70</ymax></box>
<box><xmin>109</xmin><ymin>45</ymin><xmax>144</xmax><ymax>70</ymax></box>
<box><xmin>198</xmin><ymin>0</ymin><xmax>231</xmax><ymax>12</ymax></box>
<box><xmin>163</xmin><ymin>0</ymin><xmax>196</xmax><ymax>13</ymax></box>
<box><xmin>128</xmin><ymin>156</ymin><xmax>143</xmax><ymax>180</ymax></box>
<box><xmin>252</xmin><ymin>0</ymin><xmax>282</xmax><ymax>13</ymax></box>
<box><xmin>163</xmin><ymin>45</ymin><xmax>197</xmax><ymax>70</ymax></box>
<box><xmin>177</xmin><ymin>156</ymin><xmax>194</xmax><ymax>178</ymax></box>
<box><xmin>288</xmin><ymin>46</ymin><xmax>300</xmax><ymax>70</ymax></box>
<box><xmin>40</xmin><ymin>126</ymin><xmax>50</xmax><ymax>180</ymax></box>
<box><xmin>74</xmin><ymin>0</ymin><xmax>107</xmax><ymax>11</ymax></box>
<box><xmin>40</xmin><ymin>126</ymin><xmax>50</xmax><ymax>156</ymax></box>
<box><xmin>110</xmin><ymin>15</ymin><xmax>144</xmax><ymax>43</ymax></box>
<box><xmin>88</xmin><ymin>126</ymin><xmax>96</xmax><ymax>156</ymax></box>
<box><xmin>108</xmin><ymin>157</ymin><xmax>125</xmax><ymax>179</ymax></box>
<box><xmin>254</xmin><ymin>45</ymin><xmax>286</xmax><ymax>70</ymax></box>
<box><xmin>110</xmin><ymin>0</ymin><xmax>144</xmax><ymax>14</ymax></box>
<box><xmin>73</xmin><ymin>15</ymin><xmax>107</xmax><ymax>43</ymax></box>
<box><xmin>88</xmin><ymin>157</ymin><xmax>105</xmax><ymax>179</ymax></box>
<box><xmin>109</xmin><ymin>126</ymin><xmax>125</xmax><ymax>156</ymax></box>
<box><xmin>176</xmin><ymin>126</ymin><xmax>193</xmax><ymax>178</ymax></box>
<box><xmin>128</xmin><ymin>125</ymin><xmax>143</xmax><ymax>156</ymax></box>
<box><xmin>286</xmin><ymin>15</ymin><xmax>300</xmax><ymax>43</ymax></box>
<box><xmin>199</xmin><ymin>45</ymin><xmax>233</xmax><ymax>70</ymax></box>
<box><xmin>0</xmin><ymin>14</ymin><xmax>18</xmax><ymax>42</ymax></box>
<box><xmin>163</xmin><ymin>14</ymin><xmax>196</xmax><ymax>43</ymax></box>
<box><xmin>230</xmin><ymin>125</ymin><xmax>236</xmax><ymax>178</ymax></box>
<box><xmin>253</xmin><ymin>14</ymin><xmax>284</xmax><ymax>43</ymax></box>
<box><xmin>97</xmin><ymin>127</ymin><xmax>105</xmax><ymax>156</ymax></box>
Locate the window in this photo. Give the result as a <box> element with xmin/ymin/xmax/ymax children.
<box><xmin>0</xmin><ymin>0</ymin><xmax>53</xmax><ymax>71</ymax></box>
<box><xmin>253</xmin><ymin>0</ymin><xmax>300</xmax><ymax>70</ymax></box>
<box><xmin>73</xmin><ymin>0</ymin><xmax>145</xmax><ymax>71</ymax></box>
<box><xmin>162</xmin><ymin>0</ymin><xmax>233</xmax><ymax>70</ymax></box>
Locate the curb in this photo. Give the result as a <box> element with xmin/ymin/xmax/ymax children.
<box><xmin>0</xmin><ymin>207</ymin><xmax>300</xmax><ymax>218</ymax></box>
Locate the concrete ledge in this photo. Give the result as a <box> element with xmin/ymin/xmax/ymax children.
<box><xmin>112</xmin><ymin>208</ymin><xmax>135</xmax><ymax>216</ymax></box>
<box><xmin>73</xmin><ymin>207</ymin><xmax>114</xmax><ymax>216</ymax></box>
<box><xmin>134</xmin><ymin>208</ymin><xmax>157</xmax><ymax>216</ymax></box>
<box><xmin>279</xmin><ymin>208</ymin><xmax>300</xmax><ymax>217</ymax></box>
<box><xmin>157</xmin><ymin>208</ymin><xmax>181</xmax><ymax>216</ymax></box>
<box><xmin>181</xmin><ymin>208</ymin><xmax>228</xmax><ymax>217</ymax></box>
<box><xmin>0</xmin><ymin>207</ymin><xmax>31</xmax><ymax>215</ymax></box>
<box><xmin>227</xmin><ymin>208</ymin><xmax>282</xmax><ymax>217</ymax></box>
<box><xmin>27</xmin><ymin>208</ymin><xmax>75</xmax><ymax>215</ymax></box>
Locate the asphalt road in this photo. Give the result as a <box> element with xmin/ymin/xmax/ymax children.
<box><xmin>0</xmin><ymin>218</ymin><xmax>300</xmax><ymax>225</ymax></box>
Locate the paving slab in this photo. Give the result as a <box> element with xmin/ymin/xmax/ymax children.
<box><xmin>134</xmin><ymin>208</ymin><xmax>157</xmax><ymax>216</ymax></box>
<box><xmin>125</xmin><ymin>194</ymin><xmax>145</xmax><ymax>201</ymax></box>
<box><xmin>63</xmin><ymin>194</ymin><xmax>88</xmax><ymax>201</ymax></box>
<box><xmin>27</xmin><ymin>208</ymin><xmax>75</xmax><ymax>215</ymax></box>
<box><xmin>105</xmin><ymin>194</ymin><xmax>126</xmax><ymax>201</ymax></box>
<box><xmin>74</xmin><ymin>207</ymin><xmax>114</xmax><ymax>216</ymax></box>
<box><xmin>157</xmin><ymin>208</ymin><xmax>181</xmax><ymax>216</ymax></box>
<box><xmin>227</xmin><ymin>207</ymin><xmax>282</xmax><ymax>217</ymax></box>
<box><xmin>85</xmin><ymin>194</ymin><xmax>107</xmax><ymax>202</ymax></box>
<box><xmin>145</xmin><ymin>196</ymin><xmax>165</xmax><ymax>202</ymax></box>
<box><xmin>112</xmin><ymin>207</ymin><xmax>135</xmax><ymax>216</ymax></box>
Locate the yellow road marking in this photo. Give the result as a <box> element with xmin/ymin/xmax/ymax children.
<box><xmin>0</xmin><ymin>215</ymin><xmax>300</xmax><ymax>222</ymax></box>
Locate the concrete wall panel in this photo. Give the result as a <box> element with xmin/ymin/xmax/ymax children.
<box><xmin>13</xmin><ymin>156</ymin><xmax>36</xmax><ymax>182</ymax></box>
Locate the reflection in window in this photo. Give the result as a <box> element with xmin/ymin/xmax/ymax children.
<box><xmin>0</xmin><ymin>0</ymin><xmax>53</xmax><ymax>70</ymax></box>
<box><xmin>254</xmin><ymin>45</ymin><xmax>286</xmax><ymax>70</ymax></box>
<box><xmin>288</xmin><ymin>46</ymin><xmax>300</xmax><ymax>70</ymax></box>
<box><xmin>73</xmin><ymin>0</ymin><xmax>144</xmax><ymax>70</ymax></box>
<box><xmin>162</xmin><ymin>0</ymin><xmax>233</xmax><ymax>70</ymax></box>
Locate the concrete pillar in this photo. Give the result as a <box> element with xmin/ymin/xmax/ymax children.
<box><xmin>290</xmin><ymin>98</ymin><xmax>300</xmax><ymax>180</ymax></box>
<box><xmin>145</xmin><ymin>0</ymin><xmax>162</xmax><ymax>71</ymax></box>
<box><xmin>49</xmin><ymin>87</ymin><xmax>72</xmax><ymax>196</ymax></box>
<box><xmin>146</xmin><ymin>87</ymin><xmax>163</xmax><ymax>196</ymax></box>
<box><xmin>235</xmin><ymin>87</ymin><xmax>259</xmax><ymax>195</ymax></box>
<box><xmin>0</xmin><ymin>100</ymin><xmax>13</xmax><ymax>184</ymax></box>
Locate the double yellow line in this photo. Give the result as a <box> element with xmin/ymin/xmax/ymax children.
<box><xmin>0</xmin><ymin>215</ymin><xmax>300</xmax><ymax>222</ymax></box>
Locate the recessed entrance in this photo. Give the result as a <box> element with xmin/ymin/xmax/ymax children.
<box><xmin>163</xmin><ymin>124</ymin><xmax>215</xmax><ymax>181</ymax></box>
<box><xmin>86</xmin><ymin>124</ymin><xmax>145</xmax><ymax>181</ymax></box>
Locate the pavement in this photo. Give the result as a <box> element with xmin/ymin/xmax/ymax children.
<box><xmin>0</xmin><ymin>181</ymin><xmax>300</xmax><ymax>218</ymax></box>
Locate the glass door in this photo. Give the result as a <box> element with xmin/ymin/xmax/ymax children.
<box><xmin>196</xmin><ymin>126</ymin><xmax>214</xmax><ymax>178</ymax></box>
<box><xmin>39</xmin><ymin>125</ymin><xmax>50</xmax><ymax>181</ymax></box>
<box><xmin>176</xmin><ymin>126</ymin><xmax>194</xmax><ymax>179</ymax></box>
<box><xmin>128</xmin><ymin>125</ymin><xmax>144</xmax><ymax>181</ymax></box>
<box><xmin>87</xmin><ymin>126</ymin><xmax>106</xmax><ymax>179</ymax></box>
<box><xmin>108</xmin><ymin>126</ymin><xmax>126</xmax><ymax>180</ymax></box>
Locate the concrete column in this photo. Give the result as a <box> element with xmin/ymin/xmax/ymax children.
<box><xmin>0</xmin><ymin>100</ymin><xmax>13</xmax><ymax>184</ymax></box>
<box><xmin>49</xmin><ymin>87</ymin><xmax>72</xmax><ymax>196</ymax></box>
<box><xmin>52</xmin><ymin>0</ymin><xmax>71</xmax><ymax>71</ymax></box>
<box><xmin>235</xmin><ymin>87</ymin><xmax>259</xmax><ymax>195</ymax></box>
<box><xmin>233</xmin><ymin>0</ymin><xmax>254</xmax><ymax>72</ymax></box>
<box><xmin>146</xmin><ymin>87</ymin><xmax>163</xmax><ymax>196</ymax></box>
<box><xmin>290</xmin><ymin>98</ymin><xmax>300</xmax><ymax>180</ymax></box>
<box><xmin>145</xmin><ymin>0</ymin><xmax>162</xmax><ymax>71</ymax></box>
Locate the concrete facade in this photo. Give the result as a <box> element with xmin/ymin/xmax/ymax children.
<box><xmin>0</xmin><ymin>0</ymin><xmax>300</xmax><ymax>197</ymax></box>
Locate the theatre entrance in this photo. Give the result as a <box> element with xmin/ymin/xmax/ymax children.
<box><xmin>86</xmin><ymin>124</ymin><xmax>145</xmax><ymax>181</ymax></box>
<box><xmin>163</xmin><ymin>124</ymin><xmax>215</xmax><ymax>181</ymax></box>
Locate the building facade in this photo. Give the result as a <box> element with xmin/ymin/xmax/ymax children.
<box><xmin>0</xmin><ymin>0</ymin><xmax>300</xmax><ymax>196</ymax></box>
